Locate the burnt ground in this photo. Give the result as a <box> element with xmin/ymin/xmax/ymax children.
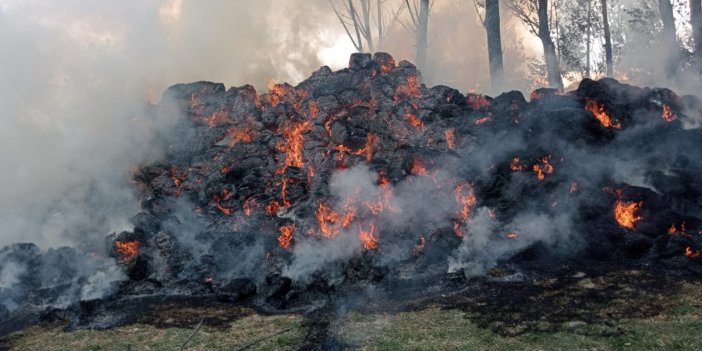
<box><xmin>2</xmin><ymin>262</ymin><xmax>699</xmax><ymax>350</ymax></box>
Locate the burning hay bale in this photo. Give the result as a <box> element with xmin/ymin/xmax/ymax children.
<box><xmin>1</xmin><ymin>53</ymin><xmax>702</xmax><ymax>334</ymax></box>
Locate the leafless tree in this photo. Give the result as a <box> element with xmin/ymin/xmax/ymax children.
<box><xmin>691</xmin><ymin>0</ymin><xmax>702</xmax><ymax>72</ymax></box>
<box><xmin>511</xmin><ymin>0</ymin><xmax>564</xmax><ymax>89</ymax></box>
<box><xmin>474</xmin><ymin>0</ymin><xmax>505</xmax><ymax>92</ymax></box>
<box><xmin>601</xmin><ymin>0</ymin><xmax>614</xmax><ymax>77</ymax></box>
<box><xmin>658</xmin><ymin>0</ymin><xmax>679</xmax><ymax>78</ymax></box>
<box><xmin>329</xmin><ymin>0</ymin><xmax>403</xmax><ymax>53</ymax></box>
<box><xmin>402</xmin><ymin>0</ymin><xmax>432</xmax><ymax>71</ymax></box>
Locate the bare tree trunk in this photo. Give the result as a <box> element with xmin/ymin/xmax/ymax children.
<box><xmin>691</xmin><ymin>0</ymin><xmax>702</xmax><ymax>73</ymax></box>
<box><xmin>601</xmin><ymin>0</ymin><xmax>614</xmax><ymax>77</ymax></box>
<box><xmin>416</xmin><ymin>0</ymin><xmax>429</xmax><ymax>72</ymax></box>
<box><xmin>377</xmin><ymin>0</ymin><xmax>384</xmax><ymax>50</ymax></box>
<box><xmin>658</xmin><ymin>0</ymin><xmax>678</xmax><ymax>77</ymax></box>
<box><xmin>360</xmin><ymin>0</ymin><xmax>375</xmax><ymax>52</ymax></box>
<box><xmin>485</xmin><ymin>0</ymin><xmax>505</xmax><ymax>92</ymax></box>
<box><xmin>586</xmin><ymin>0</ymin><xmax>591</xmax><ymax>78</ymax></box>
<box><xmin>538</xmin><ymin>0</ymin><xmax>563</xmax><ymax>89</ymax></box>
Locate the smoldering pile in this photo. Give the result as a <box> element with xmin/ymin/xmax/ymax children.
<box><xmin>2</xmin><ymin>52</ymin><xmax>702</xmax><ymax>331</ymax></box>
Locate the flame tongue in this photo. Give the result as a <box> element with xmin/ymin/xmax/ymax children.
<box><xmin>532</xmin><ymin>155</ymin><xmax>554</xmax><ymax>181</ymax></box>
<box><xmin>614</xmin><ymin>199</ymin><xmax>643</xmax><ymax>230</ymax></box>
<box><xmin>115</xmin><ymin>240</ymin><xmax>139</xmax><ymax>263</ymax></box>
<box><xmin>585</xmin><ymin>99</ymin><xmax>621</xmax><ymax>129</ymax></box>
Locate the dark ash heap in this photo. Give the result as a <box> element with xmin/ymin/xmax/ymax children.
<box><xmin>2</xmin><ymin>52</ymin><xmax>702</xmax><ymax>332</ymax></box>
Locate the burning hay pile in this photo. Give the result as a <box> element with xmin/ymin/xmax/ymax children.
<box><xmin>1</xmin><ymin>53</ymin><xmax>702</xmax><ymax>333</ymax></box>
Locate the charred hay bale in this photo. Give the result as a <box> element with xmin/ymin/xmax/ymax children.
<box><xmin>108</xmin><ymin>231</ymin><xmax>148</xmax><ymax>281</ymax></box>
<box><xmin>216</xmin><ymin>278</ymin><xmax>257</xmax><ymax>303</ymax></box>
<box><xmin>130</xmin><ymin>212</ymin><xmax>160</xmax><ymax>237</ymax></box>
<box><xmin>373</xmin><ymin>52</ymin><xmax>396</xmax><ymax>72</ymax></box>
<box><xmin>349</xmin><ymin>53</ymin><xmax>376</xmax><ymax>71</ymax></box>
<box><xmin>261</xmin><ymin>273</ymin><xmax>293</xmax><ymax>308</ymax></box>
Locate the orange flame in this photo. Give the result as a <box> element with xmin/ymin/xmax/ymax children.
<box><xmin>662</xmin><ymin>104</ymin><xmax>678</xmax><ymax>122</ymax></box>
<box><xmin>358</xmin><ymin>221</ymin><xmax>379</xmax><ymax>250</ymax></box>
<box><xmin>278</xmin><ymin>224</ymin><xmax>295</xmax><ymax>249</ymax></box>
<box><xmin>668</xmin><ymin>222</ymin><xmax>686</xmax><ymax>235</ymax></box>
<box><xmin>454</xmin><ymin>183</ymin><xmax>477</xmax><ymax>223</ymax></box>
<box><xmin>170</xmin><ymin>166</ymin><xmax>183</xmax><ymax>197</ymax></box>
<box><xmin>685</xmin><ymin>246</ymin><xmax>700</xmax><ymax>258</ymax></box>
<box><xmin>453</xmin><ymin>221</ymin><xmax>465</xmax><ymax>238</ymax></box>
<box><xmin>316</xmin><ymin>201</ymin><xmax>340</xmax><ymax>237</ymax></box>
<box><xmin>115</xmin><ymin>240</ymin><xmax>139</xmax><ymax>262</ymax></box>
<box><xmin>277</xmin><ymin>121</ymin><xmax>312</xmax><ymax>168</ymax></box>
<box><xmin>585</xmin><ymin>99</ymin><xmax>621</xmax><ymax>129</ymax></box>
<box><xmin>614</xmin><ymin>200</ymin><xmax>643</xmax><ymax>230</ymax></box>
<box><xmin>532</xmin><ymin>155</ymin><xmax>554</xmax><ymax>181</ymax></box>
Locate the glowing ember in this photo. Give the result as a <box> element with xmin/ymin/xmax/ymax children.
<box><xmin>532</xmin><ymin>155</ymin><xmax>554</xmax><ymax>181</ymax></box>
<box><xmin>393</xmin><ymin>75</ymin><xmax>421</xmax><ymax>102</ymax></box>
<box><xmin>114</xmin><ymin>240</ymin><xmax>139</xmax><ymax>262</ymax></box>
<box><xmin>510</xmin><ymin>157</ymin><xmax>526</xmax><ymax>171</ymax></box>
<box><xmin>506</xmin><ymin>231</ymin><xmax>519</xmax><ymax>239</ymax></box>
<box><xmin>170</xmin><ymin>166</ymin><xmax>183</xmax><ymax>197</ymax></box>
<box><xmin>404</xmin><ymin>112</ymin><xmax>424</xmax><ymax>129</ymax></box>
<box><xmin>308</xmin><ymin>100</ymin><xmax>319</xmax><ymax>118</ymax></box>
<box><xmin>278</xmin><ymin>223</ymin><xmax>295</xmax><ymax>249</ymax></box>
<box><xmin>410</xmin><ymin>158</ymin><xmax>428</xmax><ymax>176</ymax></box>
<box><xmin>358</xmin><ymin>222</ymin><xmax>379</xmax><ymax>250</ymax></box>
<box><xmin>662</xmin><ymin>104</ymin><xmax>678</xmax><ymax>122</ymax></box>
<box><xmin>243</xmin><ymin>198</ymin><xmax>258</xmax><ymax>216</ymax></box>
<box><xmin>475</xmin><ymin>115</ymin><xmax>492</xmax><ymax>125</ymax></box>
<box><xmin>226</xmin><ymin>127</ymin><xmax>254</xmax><ymax>146</ymax></box>
<box><xmin>668</xmin><ymin>222</ymin><xmax>686</xmax><ymax>235</ymax></box>
<box><xmin>266</xmin><ymin>200</ymin><xmax>281</xmax><ymax>215</ymax></box>
<box><xmin>336</xmin><ymin>133</ymin><xmax>378</xmax><ymax>161</ymax></box>
<box><xmin>530</xmin><ymin>91</ymin><xmax>544</xmax><ymax>101</ymax></box>
<box><xmin>467</xmin><ymin>94</ymin><xmax>491</xmax><ymax>109</ymax></box>
<box><xmin>614</xmin><ymin>199</ymin><xmax>643</xmax><ymax>230</ymax></box>
<box><xmin>201</xmin><ymin>110</ymin><xmax>229</xmax><ymax>127</ymax></box>
<box><xmin>452</xmin><ymin>221</ymin><xmax>464</xmax><ymax>238</ymax></box>
<box><xmin>445</xmin><ymin>128</ymin><xmax>456</xmax><ymax>149</ymax></box>
<box><xmin>414</xmin><ymin>236</ymin><xmax>426</xmax><ymax>255</ymax></box>
<box><xmin>685</xmin><ymin>246</ymin><xmax>700</xmax><ymax>258</ymax></box>
<box><xmin>585</xmin><ymin>99</ymin><xmax>621</xmax><ymax>129</ymax></box>
<box><xmin>570</xmin><ymin>181</ymin><xmax>578</xmax><ymax>193</ymax></box>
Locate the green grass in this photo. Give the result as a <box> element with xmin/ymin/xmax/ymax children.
<box><xmin>340</xmin><ymin>281</ymin><xmax>702</xmax><ymax>351</ymax></box>
<box><xmin>6</xmin><ymin>280</ymin><xmax>702</xmax><ymax>350</ymax></box>
<box><xmin>7</xmin><ymin>312</ymin><xmax>305</xmax><ymax>351</ymax></box>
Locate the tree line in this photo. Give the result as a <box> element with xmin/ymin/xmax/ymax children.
<box><xmin>330</xmin><ymin>0</ymin><xmax>702</xmax><ymax>92</ymax></box>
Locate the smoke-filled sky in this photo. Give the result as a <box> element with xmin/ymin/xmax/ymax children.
<box><xmin>0</xmin><ymin>0</ymin><xmax>697</xmax><ymax>249</ymax></box>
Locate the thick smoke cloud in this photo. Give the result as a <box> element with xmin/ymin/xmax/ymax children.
<box><xmin>0</xmin><ymin>0</ymin><xmax>335</xmax><ymax>310</ymax></box>
<box><xmin>0</xmin><ymin>0</ymin><xmax>337</xmax><ymax>249</ymax></box>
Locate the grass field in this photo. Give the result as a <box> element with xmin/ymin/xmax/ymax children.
<box><xmin>5</xmin><ymin>277</ymin><xmax>702</xmax><ymax>350</ymax></box>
